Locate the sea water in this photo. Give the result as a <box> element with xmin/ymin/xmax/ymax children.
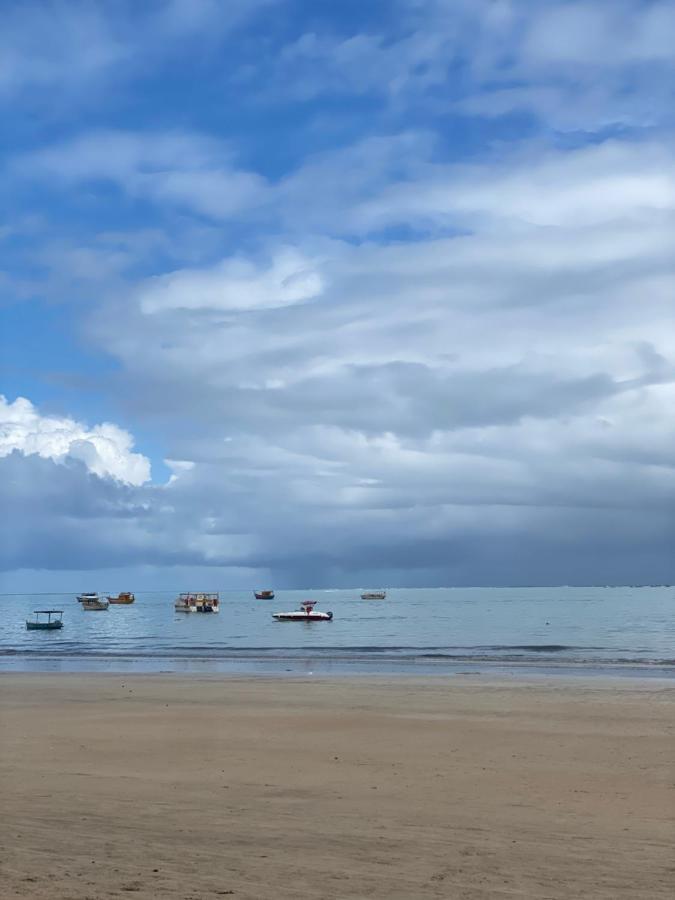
<box><xmin>1</xmin><ymin>586</ymin><xmax>673</xmax><ymax>677</ymax></box>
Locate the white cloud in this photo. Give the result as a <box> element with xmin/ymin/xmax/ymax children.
<box><xmin>0</xmin><ymin>2</ymin><xmax>126</xmax><ymax>98</ymax></box>
<box><xmin>344</xmin><ymin>140</ymin><xmax>675</xmax><ymax>233</ymax></box>
<box><xmin>16</xmin><ymin>130</ymin><xmax>269</xmax><ymax>220</ymax></box>
<box><xmin>0</xmin><ymin>0</ymin><xmax>277</xmax><ymax>104</ymax></box>
<box><xmin>0</xmin><ymin>396</ymin><xmax>151</xmax><ymax>486</ymax></box>
<box><xmin>138</xmin><ymin>247</ymin><xmax>324</xmax><ymax>313</ymax></box>
<box><xmin>523</xmin><ymin>1</ymin><xmax>675</xmax><ymax>66</ymax></box>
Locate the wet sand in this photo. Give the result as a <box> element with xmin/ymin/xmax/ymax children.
<box><xmin>1</xmin><ymin>674</ymin><xmax>673</xmax><ymax>899</ymax></box>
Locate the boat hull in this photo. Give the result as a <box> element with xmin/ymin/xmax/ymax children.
<box><xmin>272</xmin><ymin>612</ymin><xmax>333</xmax><ymax>621</ymax></box>
<box><xmin>174</xmin><ymin>605</ymin><xmax>219</xmax><ymax>613</ymax></box>
<box><xmin>108</xmin><ymin>594</ymin><xmax>135</xmax><ymax>604</ymax></box>
<box><xmin>26</xmin><ymin>621</ymin><xmax>63</xmax><ymax>630</ymax></box>
<box><xmin>82</xmin><ymin>601</ymin><xmax>109</xmax><ymax>610</ymax></box>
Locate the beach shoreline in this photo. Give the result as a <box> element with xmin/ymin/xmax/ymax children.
<box><xmin>1</xmin><ymin>674</ymin><xmax>673</xmax><ymax>899</ymax></box>
<box><xmin>2</xmin><ymin>652</ymin><xmax>674</xmax><ymax>680</ymax></box>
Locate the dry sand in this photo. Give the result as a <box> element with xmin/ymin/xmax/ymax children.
<box><xmin>1</xmin><ymin>674</ymin><xmax>673</xmax><ymax>899</ymax></box>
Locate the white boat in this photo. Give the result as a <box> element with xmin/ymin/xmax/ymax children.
<box><xmin>360</xmin><ymin>590</ymin><xmax>386</xmax><ymax>600</ymax></box>
<box><xmin>174</xmin><ymin>592</ymin><xmax>220</xmax><ymax>613</ymax></box>
<box><xmin>82</xmin><ymin>597</ymin><xmax>109</xmax><ymax>610</ymax></box>
<box><xmin>76</xmin><ymin>592</ymin><xmax>100</xmax><ymax>603</ymax></box>
<box><xmin>272</xmin><ymin>600</ymin><xmax>333</xmax><ymax>622</ymax></box>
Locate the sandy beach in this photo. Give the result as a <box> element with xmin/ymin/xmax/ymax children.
<box><xmin>1</xmin><ymin>675</ymin><xmax>673</xmax><ymax>899</ymax></box>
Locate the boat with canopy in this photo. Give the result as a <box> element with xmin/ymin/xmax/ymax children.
<box><xmin>26</xmin><ymin>609</ymin><xmax>64</xmax><ymax>630</ymax></box>
<box><xmin>174</xmin><ymin>592</ymin><xmax>220</xmax><ymax>613</ymax></box>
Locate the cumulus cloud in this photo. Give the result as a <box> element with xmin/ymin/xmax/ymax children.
<box><xmin>0</xmin><ymin>396</ymin><xmax>151</xmax><ymax>486</ymax></box>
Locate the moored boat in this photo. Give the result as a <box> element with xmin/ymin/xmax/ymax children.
<box><xmin>361</xmin><ymin>590</ymin><xmax>386</xmax><ymax>600</ymax></box>
<box><xmin>26</xmin><ymin>609</ymin><xmax>64</xmax><ymax>630</ymax></box>
<box><xmin>76</xmin><ymin>592</ymin><xmax>100</xmax><ymax>603</ymax></box>
<box><xmin>254</xmin><ymin>590</ymin><xmax>275</xmax><ymax>599</ymax></box>
<box><xmin>107</xmin><ymin>592</ymin><xmax>135</xmax><ymax>604</ymax></box>
<box><xmin>272</xmin><ymin>600</ymin><xmax>333</xmax><ymax>622</ymax></box>
<box><xmin>82</xmin><ymin>597</ymin><xmax>109</xmax><ymax>610</ymax></box>
<box><xmin>174</xmin><ymin>592</ymin><xmax>220</xmax><ymax>613</ymax></box>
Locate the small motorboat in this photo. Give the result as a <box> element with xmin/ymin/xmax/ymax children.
<box><xmin>360</xmin><ymin>590</ymin><xmax>386</xmax><ymax>600</ymax></box>
<box><xmin>107</xmin><ymin>592</ymin><xmax>135</xmax><ymax>604</ymax></box>
<box><xmin>76</xmin><ymin>592</ymin><xmax>100</xmax><ymax>603</ymax></box>
<box><xmin>82</xmin><ymin>596</ymin><xmax>109</xmax><ymax>610</ymax></box>
<box><xmin>26</xmin><ymin>609</ymin><xmax>64</xmax><ymax>630</ymax></box>
<box><xmin>272</xmin><ymin>600</ymin><xmax>333</xmax><ymax>622</ymax></box>
<box><xmin>174</xmin><ymin>592</ymin><xmax>220</xmax><ymax>613</ymax></box>
<box><xmin>254</xmin><ymin>590</ymin><xmax>275</xmax><ymax>600</ymax></box>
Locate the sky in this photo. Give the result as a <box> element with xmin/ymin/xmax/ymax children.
<box><xmin>1</xmin><ymin>0</ymin><xmax>674</xmax><ymax>591</ymax></box>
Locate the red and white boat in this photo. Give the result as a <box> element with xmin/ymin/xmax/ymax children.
<box><xmin>272</xmin><ymin>600</ymin><xmax>332</xmax><ymax>622</ymax></box>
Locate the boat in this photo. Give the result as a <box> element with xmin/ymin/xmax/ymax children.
<box><xmin>272</xmin><ymin>600</ymin><xmax>333</xmax><ymax>622</ymax></box>
<box><xmin>82</xmin><ymin>596</ymin><xmax>109</xmax><ymax>610</ymax></box>
<box><xmin>76</xmin><ymin>592</ymin><xmax>101</xmax><ymax>603</ymax></box>
<box><xmin>174</xmin><ymin>592</ymin><xmax>220</xmax><ymax>613</ymax></box>
<box><xmin>26</xmin><ymin>609</ymin><xmax>64</xmax><ymax>630</ymax></box>
<box><xmin>107</xmin><ymin>592</ymin><xmax>135</xmax><ymax>604</ymax></box>
<box><xmin>360</xmin><ymin>590</ymin><xmax>386</xmax><ymax>600</ymax></box>
<box><xmin>254</xmin><ymin>590</ymin><xmax>275</xmax><ymax>600</ymax></box>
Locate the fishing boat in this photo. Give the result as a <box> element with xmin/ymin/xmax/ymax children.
<box><xmin>26</xmin><ymin>609</ymin><xmax>64</xmax><ymax>630</ymax></box>
<box><xmin>361</xmin><ymin>590</ymin><xmax>386</xmax><ymax>600</ymax></box>
<box><xmin>82</xmin><ymin>596</ymin><xmax>109</xmax><ymax>610</ymax></box>
<box><xmin>272</xmin><ymin>600</ymin><xmax>333</xmax><ymax>622</ymax></box>
<box><xmin>174</xmin><ymin>592</ymin><xmax>220</xmax><ymax>613</ymax></box>
<box><xmin>107</xmin><ymin>592</ymin><xmax>135</xmax><ymax>604</ymax></box>
<box><xmin>76</xmin><ymin>592</ymin><xmax>101</xmax><ymax>603</ymax></box>
<box><xmin>254</xmin><ymin>590</ymin><xmax>275</xmax><ymax>600</ymax></box>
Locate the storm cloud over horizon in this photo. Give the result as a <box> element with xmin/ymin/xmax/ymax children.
<box><xmin>1</xmin><ymin>1</ymin><xmax>674</xmax><ymax>589</ymax></box>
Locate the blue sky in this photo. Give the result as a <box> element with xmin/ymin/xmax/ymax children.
<box><xmin>1</xmin><ymin>0</ymin><xmax>674</xmax><ymax>590</ymax></box>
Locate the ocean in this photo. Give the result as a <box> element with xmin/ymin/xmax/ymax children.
<box><xmin>1</xmin><ymin>586</ymin><xmax>673</xmax><ymax>677</ymax></box>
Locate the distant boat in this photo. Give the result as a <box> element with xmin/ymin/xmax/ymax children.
<box><xmin>81</xmin><ymin>597</ymin><xmax>109</xmax><ymax>611</ymax></box>
<box><xmin>26</xmin><ymin>609</ymin><xmax>64</xmax><ymax>630</ymax></box>
<box><xmin>76</xmin><ymin>592</ymin><xmax>100</xmax><ymax>603</ymax></box>
<box><xmin>361</xmin><ymin>590</ymin><xmax>386</xmax><ymax>600</ymax></box>
<box><xmin>174</xmin><ymin>592</ymin><xmax>220</xmax><ymax>613</ymax></box>
<box><xmin>107</xmin><ymin>592</ymin><xmax>135</xmax><ymax>604</ymax></box>
<box><xmin>254</xmin><ymin>590</ymin><xmax>274</xmax><ymax>600</ymax></box>
<box><xmin>273</xmin><ymin>600</ymin><xmax>333</xmax><ymax>622</ymax></box>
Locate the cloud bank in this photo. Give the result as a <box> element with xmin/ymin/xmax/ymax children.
<box><xmin>1</xmin><ymin>0</ymin><xmax>674</xmax><ymax>587</ymax></box>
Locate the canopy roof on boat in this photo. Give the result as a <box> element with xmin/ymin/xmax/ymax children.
<box><xmin>34</xmin><ymin>609</ymin><xmax>63</xmax><ymax>614</ymax></box>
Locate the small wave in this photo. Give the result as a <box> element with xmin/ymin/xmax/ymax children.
<box><xmin>488</xmin><ymin>644</ymin><xmax>572</xmax><ymax>652</ymax></box>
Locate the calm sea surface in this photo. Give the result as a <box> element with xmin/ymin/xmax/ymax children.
<box><xmin>1</xmin><ymin>587</ymin><xmax>673</xmax><ymax>677</ymax></box>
